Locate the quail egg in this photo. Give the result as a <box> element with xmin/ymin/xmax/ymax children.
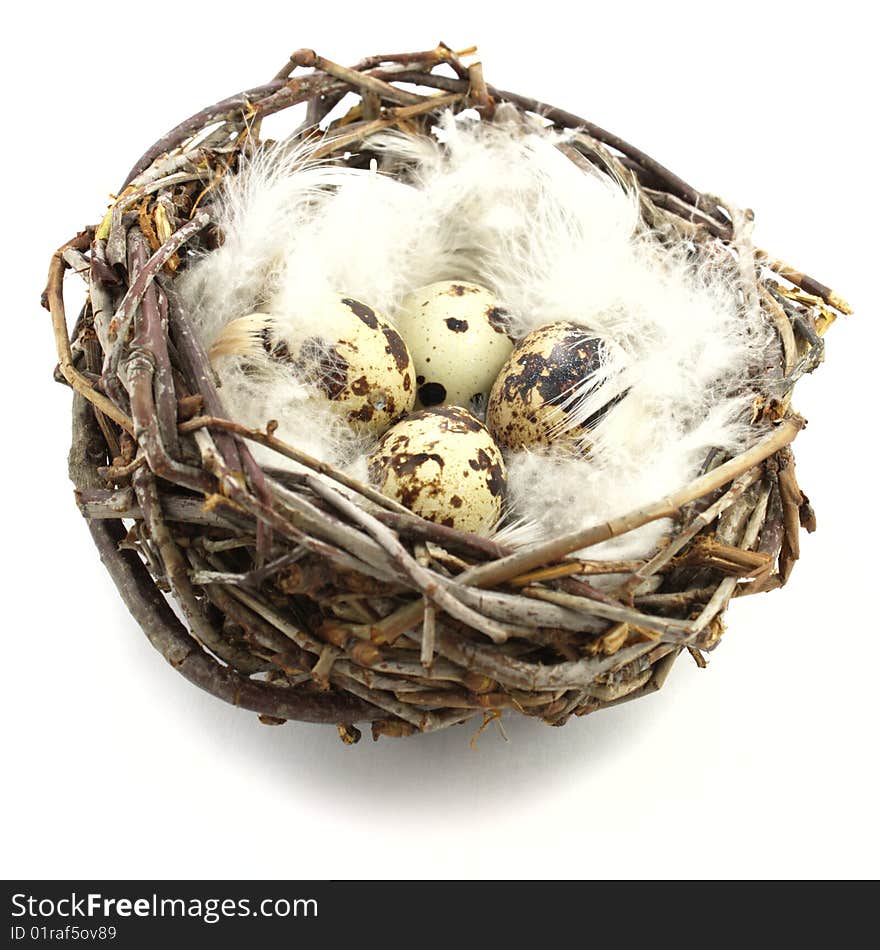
<box><xmin>367</xmin><ymin>406</ymin><xmax>507</xmax><ymax>534</ymax></box>
<box><xmin>487</xmin><ymin>321</ymin><xmax>619</xmax><ymax>451</ymax></box>
<box><xmin>209</xmin><ymin>295</ymin><xmax>416</xmax><ymax>436</ymax></box>
<box><xmin>394</xmin><ymin>280</ymin><xmax>514</xmax><ymax>414</ymax></box>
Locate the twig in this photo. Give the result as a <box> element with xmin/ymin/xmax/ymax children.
<box><xmin>44</xmin><ymin>230</ymin><xmax>134</xmax><ymax>435</ymax></box>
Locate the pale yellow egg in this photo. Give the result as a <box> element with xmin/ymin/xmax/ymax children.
<box><xmin>367</xmin><ymin>407</ymin><xmax>506</xmax><ymax>534</ymax></box>
<box><xmin>487</xmin><ymin>321</ymin><xmax>610</xmax><ymax>451</ymax></box>
<box><xmin>208</xmin><ymin>296</ymin><xmax>416</xmax><ymax>436</ymax></box>
<box><xmin>395</xmin><ymin>281</ymin><xmax>514</xmax><ymax>413</ymax></box>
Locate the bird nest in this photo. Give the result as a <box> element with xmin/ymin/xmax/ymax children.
<box><xmin>45</xmin><ymin>45</ymin><xmax>852</xmax><ymax>742</ymax></box>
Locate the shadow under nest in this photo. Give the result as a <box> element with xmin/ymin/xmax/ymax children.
<box><xmin>45</xmin><ymin>45</ymin><xmax>851</xmax><ymax>742</ymax></box>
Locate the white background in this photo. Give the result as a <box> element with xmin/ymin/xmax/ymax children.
<box><xmin>3</xmin><ymin>1</ymin><xmax>877</xmax><ymax>880</ymax></box>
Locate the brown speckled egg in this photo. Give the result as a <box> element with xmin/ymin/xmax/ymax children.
<box><xmin>367</xmin><ymin>407</ymin><xmax>506</xmax><ymax>534</ymax></box>
<box><xmin>208</xmin><ymin>296</ymin><xmax>416</xmax><ymax>436</ymax></box>
<box><xmin>395</xmin><ymin>280</ymin><xmax>514</xmax><ymax>414</ymax></box>
<box><xmin>487</xmin><ymin>321</ymin><xmax>610</xmax><ymax>450</ymax></box>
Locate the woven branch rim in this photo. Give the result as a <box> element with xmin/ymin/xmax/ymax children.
<box><xmin>45</xmin><ymin>45</ymin><xmax>851</xmax><ymax>741</ymax></box>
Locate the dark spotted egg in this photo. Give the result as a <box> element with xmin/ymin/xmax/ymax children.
<box><xmin>208</xmin><ymin>296</ymin><xmax>416</xmax><ymax>436</ymax></box>
<box><xmin>367</xmin><ymin>406</ymin><xmax>507</xmax><ymax>534</ymax></box>
<box><xmin>487</xmin><ymin>321</ymin><xmax>612</xmax><ymax>451</ymax></box>
<box><xmin>395</xmin><ymin>281</ymin><xmax>514</xmax><ymax>414</ymax></box>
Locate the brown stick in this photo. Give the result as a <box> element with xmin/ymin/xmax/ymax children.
<box><xmin>44</xmin><ymin>231</ymin><xmax>134</xmax><ymax>435</ymax></box>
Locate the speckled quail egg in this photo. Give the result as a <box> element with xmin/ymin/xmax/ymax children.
<box><xmin>367</xmin><ymin>406</ymin><xmax>507</xmax><ymax>534</ymax></box>
<box><xmin>208</xmin><ymin>295</ymin><xmax>416</xmax><ymax>436</ymax></box>
<box><xmin>394</xmin><ymin>280</ymin><xmax>514</xmax><ymax>414</ymax></box>
<box><xmin>487</xmin><ymin>321</ymin><xmax>618</xmax><ymax>451</ymax></box>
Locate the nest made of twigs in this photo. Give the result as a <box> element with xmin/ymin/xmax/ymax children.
<box><xmin>46</xmin><ymin>45</ymin><xmax>852</xmax><ymax>742</ymax></box>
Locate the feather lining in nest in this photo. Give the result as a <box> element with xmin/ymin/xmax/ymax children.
<box><xmin>179</xmin><ymin>107</ymin><xmax>774</xmax><ymax>558</ymax></box>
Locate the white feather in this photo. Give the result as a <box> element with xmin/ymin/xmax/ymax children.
<box><xmin>180</xmin><ymin>113</ymin><xmax>774</xmax><ymax>554</ymax></box>
<box><xmin>178</xmin><ymin>140</ymin><xmax>364</xmax><ymax>345</ymax></box>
